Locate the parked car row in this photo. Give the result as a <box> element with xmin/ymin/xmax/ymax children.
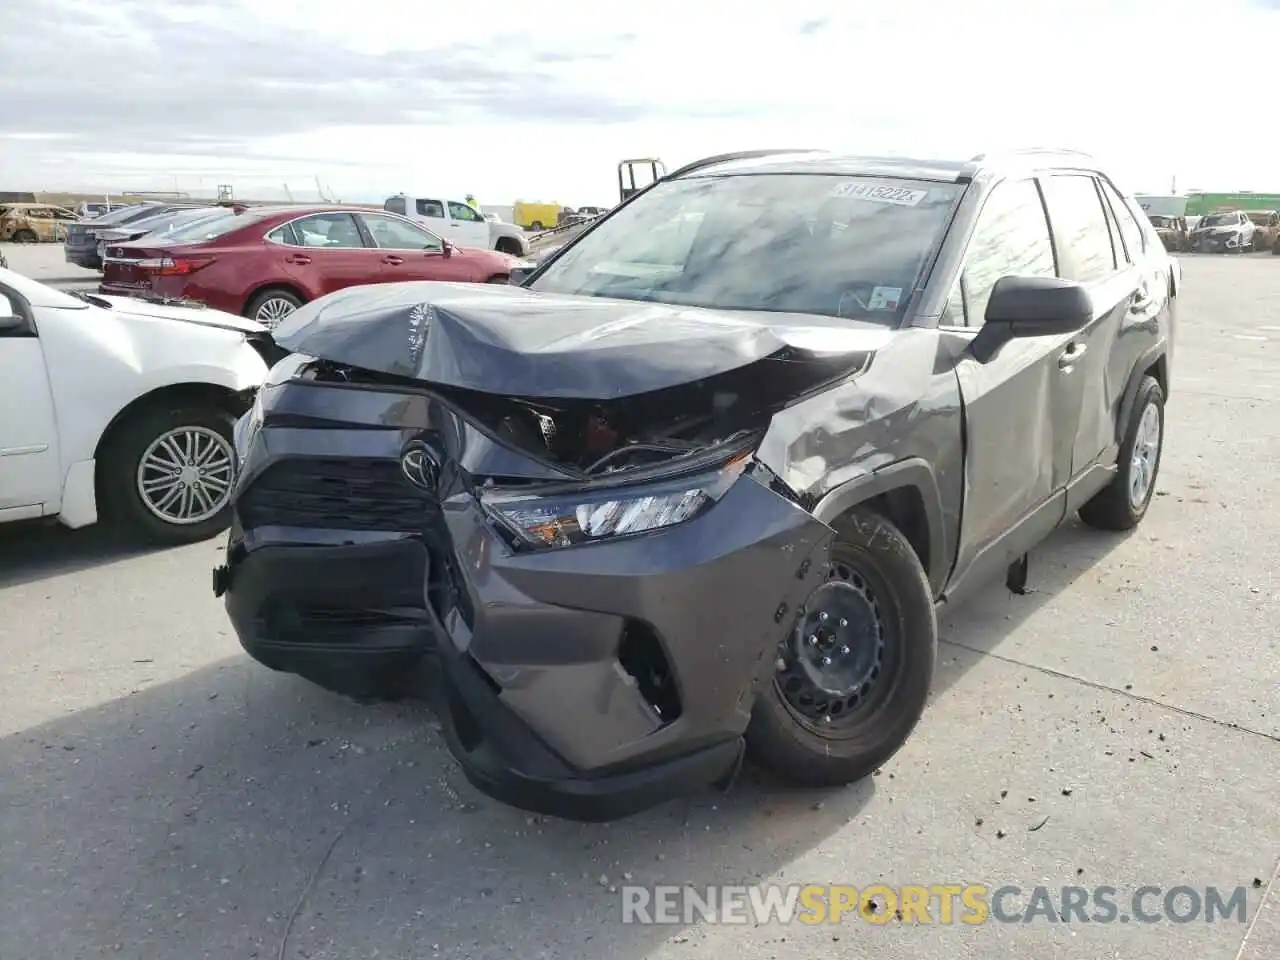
<box><xmin>99</xmin><ymin>204</ymin><xmax>523</xmax><ymax>327</ymax></box>
<box><xmin>65</xmin><ymin>200</ymin><xmax>223</xmax><ymax>269</ymax></box>
<box><xmin>1148</xmin><ymin>207</ymin><xmax>1280</xmax><ymax>254</ymax></box>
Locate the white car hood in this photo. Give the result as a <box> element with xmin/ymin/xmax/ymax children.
<box><xmin>97</xmin><ymin>295</ymin><xmax>266</xmax><ymax>335</ymax></box>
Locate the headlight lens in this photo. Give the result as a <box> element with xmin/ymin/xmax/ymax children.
<box><xmin>482</xmin><ymin>455</ymin><xmax>749</xmax><ymax>549</ymax></box>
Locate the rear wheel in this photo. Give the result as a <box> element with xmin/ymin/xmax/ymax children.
<box><xmin>1079</xmin><ymin>375</ymin><xmax>1165</xmax><ymax>531</ymax></box>
<box><xmin>12</xmin><ymin>229</ymin><xmax>37</xmax><ymax>244</ymax></box>
<box><xmin>245</xmin><ymin>288</ymin><xmax>302</xmax><ymax>329</ymax></box>
<box><xmin>746</xmin><ymin>508</ymin><xmax>937</xmax><ymax>787</ymax></box>
<box><xmin>99</xmin><ymin>404</ymin><xmax>238</xmax><ymax>545</ymax></box>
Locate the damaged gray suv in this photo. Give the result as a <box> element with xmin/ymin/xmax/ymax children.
<box><xmin>215</xmin><ymin>148</ymin><xmax>1178</xmax><ymax>821</ymax></box>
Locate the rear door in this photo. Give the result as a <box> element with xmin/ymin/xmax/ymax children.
<box><xmin>445</xmin><ymin>200</ymin><xmax>491</xmax><ymax>248</ymax></box>
<box><xmin>357</xmin><ymin>213</ymin><xmax>475</xmax><ymax>282</ymax></box>
<box><xmin>940</xmin><ymin>176</ymin><xmax>1085</xmax><ymax>593</ymax></box>
<box><xmin>272</xmin><ymin>212</ymin><xmax>382</xmax><ymax>296</ymax></box>
<box><xmin>1039</xmin><ymin>174</ymin><xmax>1148</xmax><ymax>494</ymax></box>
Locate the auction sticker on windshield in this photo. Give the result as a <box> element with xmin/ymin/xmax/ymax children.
<box><xmin>830</xmin><ymin>182</ymin><xmax>929</xmax><ymax>206</ymax></box>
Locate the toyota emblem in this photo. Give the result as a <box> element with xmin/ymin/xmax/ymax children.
<box><xmin>400</xmin><ymin>443</ymin><xmax>439</xmax><ymax>492</ymax></box>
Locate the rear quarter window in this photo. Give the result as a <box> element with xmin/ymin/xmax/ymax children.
<box><xmin>384</xmin><ymin>196</ymin><xmax>407</xmax><ymax>215</ymax></box>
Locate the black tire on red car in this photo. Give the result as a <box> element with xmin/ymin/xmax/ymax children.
<box><xmin>746</xmin><ymin>507</ymin><xmax>937</xmax><ymax>787</ymax></box>
<box><xmin>1078</xmin><ymin>375</ymin><xmax>1165</xmax><ymax>531</ymax></box>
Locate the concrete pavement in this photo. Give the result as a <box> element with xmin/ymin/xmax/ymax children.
<box><xmin>0</xmin><ymin>250</ymin><xmax>1276</xmax><ymax>960</ymax></box>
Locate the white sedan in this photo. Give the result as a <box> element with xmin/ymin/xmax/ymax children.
<box><xmin>0</xmin><ymin>267</ymin><xmax>273</xmax><ymax>544</ymax></box>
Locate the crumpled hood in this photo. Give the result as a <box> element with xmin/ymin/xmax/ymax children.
<box><xmin>99</xmin><ymin>295</ymin><xmax>266</xmax><ymax>335</ymax></box>
<box><xmin>272</xmin><ymin>281</ymin><xmax>891</xmax><ymax>399</ymax></box>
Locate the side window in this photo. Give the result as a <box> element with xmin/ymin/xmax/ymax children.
<box><xmin>416</xmin><ymin>199</ymin><xmax>445</xmax><ymax>218</ymax></box>
<box><xmin>266</xmin><ymin>222</ymin><xmax>298</xmax><ymax>246</ymax></box>
<box><xmin>287</xmin><ymin>213</ymin><xmax>366</xmax><ymax>249</ymax></box>
<box><xmin>384</xmin><ymin>196</ymin><xmax>407</xmax><ymax>216</ymax></box>
<box><xmin>1039</xmin><ymin>175</ymin><xmax>1119</xmax><ymax>283</ymax></box>
<box><xmin>361</xmin><ymin>214</ymin><xmax>442</xmax><ymax>251</ymax></box>
<box><xmin>447</xmin><ymin>201</ymin><xmax>482</xmax><ymax>222</ymax></box>
<box><xmin>1098</xmin><ymin>180</ymin><xmax>1145</xmax><ymax>264</ymax></box>
<box><xmin>953</xmin><ymin>178</ymin><xmax>1057</xmax><ymax>327</ymax></box>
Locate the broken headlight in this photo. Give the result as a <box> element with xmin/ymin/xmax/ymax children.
<box><xmin>482</xmin><ymin>455</ymin><xmax>750</xmax><ymax>549</ymax></box>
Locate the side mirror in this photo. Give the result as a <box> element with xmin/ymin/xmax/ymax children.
<box><xmin>508</xmin><ymin>264</ymin><xmax>536</xmax><ymax>285</ymax></box>
<box><xmin>442</xmin><ymin>241</ymin><xmax>455</xmax><ymax>259</ymax></box>
<box><xmin>971</xmin><ymin>276</ymin><xmax>1092</xmax><ymax>363</ymax></box>
<box><xmin>0</xmin><ymin>293</ymin><xmax>23</xmax><ymax>331</ymax></box>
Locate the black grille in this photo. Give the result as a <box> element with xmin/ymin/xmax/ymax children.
<box><xmin>238</xmin><ymin>458</ymin><xmax>433</xmax><ymax>531</ymax></box>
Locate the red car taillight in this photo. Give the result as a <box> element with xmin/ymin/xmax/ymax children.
<box><xmin>137</xmin><ymin>255</ymin><xmax>215</xmax><ymax>277</ymax></box>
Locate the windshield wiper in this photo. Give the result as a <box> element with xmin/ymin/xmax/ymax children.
<box><xmin>69</xmin><ymin>290</ymin><xmax>114</xmax><ymax>309</ymax></box>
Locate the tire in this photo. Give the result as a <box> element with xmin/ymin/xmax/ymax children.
<box><xmin>244</xmin><ymin>288</ymin><xmax>303</xmax><ymax>329</ymax></box>
<box><xmin>530</xmin><ymin>220</ymin><xmax>544</xmax><ymax>230</ymax></box>
<box><xmin>99</xmin><ymin>404</ymin><xmax>238</xmax><ymax>546</ymax></box>
<box><xmin>12</xmin><ymin>229</ymin><xmax>37</xmax><ymax>244</ymax></box>
<box><xmin>745</xmin><ymin>507</ymin><xmax>937</xmax><ymax>787</ymax></box>
<box><xmin>495</xmin><ymin>237</ymin><xmax>522</xmax><ymax>255</ymax></box>
<box><xmin>1079</xmin><ymin>375</ymin><xmax>1165</xmax><ymax>531</ymax></box>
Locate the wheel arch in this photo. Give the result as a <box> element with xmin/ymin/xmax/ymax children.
<box><xmin>93</xmin><ymin>381</ymin><xmax>252</xmax><ymax>481</ymax></box>
<box><xmin>1115</xmin><ymin>344</ymin><xmax>1168</xmax><ymax>446</ymax></box>
<box><xmin>241</xmin><ymin>281</ymin><xmax>307</xmax><ymax>317</ymax></box>
<box><xmin>810</xmin><ymin>458</ymin><xmax>948</xmax><ymax>599</ymax></box>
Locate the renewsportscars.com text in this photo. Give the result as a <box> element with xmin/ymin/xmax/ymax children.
<box><xmin>620</xmin><ymin>884</ymin><xmax>1252</xmax><ymax>925</ymax></box>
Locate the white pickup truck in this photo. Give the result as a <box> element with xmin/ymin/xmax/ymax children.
<box><xmin>383</xmin><ymin>195</ymin><xmax>529</xmax><ymax>257</ymax></box>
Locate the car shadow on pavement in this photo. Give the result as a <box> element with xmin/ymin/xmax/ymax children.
<box><xmin>0</xmin><ymin>517</ymin><xmax>1134</xmax><ymax>960</ymax></box>
<box><xmin>0</xmin><ymin>521</ymin><xmax>167</xmax><ymax>589</ymax></box>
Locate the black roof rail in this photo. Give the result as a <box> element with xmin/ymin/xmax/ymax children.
<box><xmin>665</xmin><ymin>149</ymin><xmax>824</xmax><ymax>180</ymax></box>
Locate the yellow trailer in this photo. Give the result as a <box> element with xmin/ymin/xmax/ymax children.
<box><xmin>513</xmin><ymin>201</ymin><xmax>562</xmax><ymax>231</ymax></box>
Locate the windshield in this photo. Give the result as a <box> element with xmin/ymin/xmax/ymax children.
<box><xmin>1200</xmin><ymin>213</ymin><xmax>1238</xmax><ymax>227</ymax></box>
<box><xmin>160</xmin><ymin>207</ymin><xmax>278</xmax><ymax>244</ymax></box>
<box><xmin>529</xmin><ymin>174</ymin><xmax>963</xmax><ymax>323</ymax></box>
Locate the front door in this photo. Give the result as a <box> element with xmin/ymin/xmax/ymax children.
<box><xmin>358</xmin><ymin>213</ymin><xmax>475</xmax><ymax>283</ymax></box>
<box><xmin>0</xmin><ymin>287</ymin><xmax>60</xmax><ymax>516</ymax></box>
<box><xmin>277</xmin><ymin>211</ymin><xmax>382</xmax><ymax>296</ymax></box>
<box><xmin>937</xmin><ymin>176</ymin><xmax>1086</xmax><ymax>597</ymax></box>
<box><xmin>444</xmin><ymin>200</ymin><xmax>491</xmax><ymax>248</ymax></box>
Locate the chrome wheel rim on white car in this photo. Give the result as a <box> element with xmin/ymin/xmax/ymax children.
<box><xmin>1129</xmin><ymin>402</ymin><xmax>1162</xmax><ymax>508</ymax></box>
<box><xmin>135</xmin><ymin>427</ymin><xmax>235</xmax><ymax>525</ymax></box>
<box><xmin>255</xmin><ymin>297</ymin><xmax>297</xmax><ymax>327</ymax></box>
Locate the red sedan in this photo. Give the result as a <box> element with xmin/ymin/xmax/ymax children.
<box><xmin>99</xmin><ymin>204</ymin><xmax>522</xmax><ymax>327</ymax></box>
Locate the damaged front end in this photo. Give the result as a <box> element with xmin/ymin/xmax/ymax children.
<box><xmin>216</xmin><ymin>283</ymin><xmax>878</xmax><ymax>819</ymax></box>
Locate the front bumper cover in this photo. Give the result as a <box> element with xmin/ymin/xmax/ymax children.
<box><xmin>217</xmin><ymin>383</ymin><xmax>833</xmax><ymax>820</ymax></box>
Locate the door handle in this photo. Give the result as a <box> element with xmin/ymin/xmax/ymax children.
<box><xmin>1058</xmin><ymin>341</ymin><xmax>1087</xmax><ymax>369</ymax></box>
<box><xmin>382</xmin><ymin>255</ymin><xmax>404</xmax><ymax>265</ymax></box>
<box><xmin>286</xmin><ymin>254</ymin><xmax>311</xmax><ymax>265</ymax></box>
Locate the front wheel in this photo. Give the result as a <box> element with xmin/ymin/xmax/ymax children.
<box><xmin>1079</xmin><ymin>375</ymin><xmax>1165</xmax><ymax>531</ymax></box>
<box><xmin>99</xmin><ymin>405</ymin><xmax>238</xmax><ymax>545</ymax></box>
<box><xmin>12</xmin><ymin>229</ymin><xmax>37</xmax><ymax>244</ymax></box>
<box><xmin>745</xmin><ymin>508</ymin><xmax>937</xmax><ymax>787</ymax></box>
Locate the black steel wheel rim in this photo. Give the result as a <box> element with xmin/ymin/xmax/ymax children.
<box><xmin>774</xmin><ymin>553</ymin><xmax>903</xmax><ymax>736</ymax></box>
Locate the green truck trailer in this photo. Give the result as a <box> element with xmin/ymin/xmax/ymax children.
<box><xmin>1184</xmin><ymin>192</ymin><xmax>1280</xmax><ymax>215</ymax></box>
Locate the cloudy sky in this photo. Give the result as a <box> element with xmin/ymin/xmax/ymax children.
<box><xmin>3</xmin><ymin>0</ymin><xmax>1279</xmax><ymax>205</ymax></box>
